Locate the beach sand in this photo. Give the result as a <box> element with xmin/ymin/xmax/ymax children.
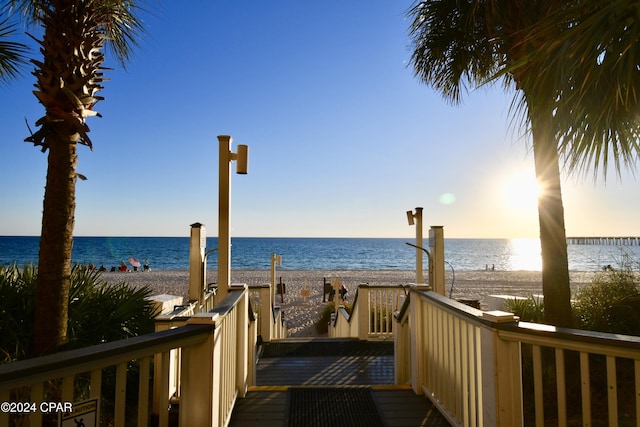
<box><xmin>101</xmin><ymin>269</ymin><xmax>598</xmax><ymax>337</ymax></box>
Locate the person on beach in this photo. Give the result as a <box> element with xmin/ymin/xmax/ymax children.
<box><xmin>339</xmin><ymin>284</ymin><xmax>348</xmax><ymax>301</ymax></box>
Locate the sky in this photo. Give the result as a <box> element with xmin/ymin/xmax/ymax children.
<box><xmin>0</xmin><ymin>1</ymin><xmax>638</xmax><ymax>239</ymax></box>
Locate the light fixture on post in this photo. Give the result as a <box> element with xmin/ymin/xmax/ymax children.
<box><xmin>407</xmin><ymin>207</ymin><xmax>424</xmax><ymax>284</ymax></box>
<box><xmin>217</xmin><ymin>135</ymin><xmax>249</xmax><ymax>302</ymax></box>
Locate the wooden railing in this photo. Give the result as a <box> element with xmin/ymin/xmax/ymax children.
<box><xmin>395</xmin><ymin>285</ymin><xmax>640</xmax><ymax>427</ymax></box>
<box><xmin>0</xmin><ymin>285</ymin><xmax>255</xmax><ymax>427</ymax></box>
<box><xmin>248</xmin><ymin>284</ymin><xmax>287</xmax><ymax>342</ymax></box>
<box><xmin>329</xmin><ymin>284</ymin><xmax>408</xmax><ymax>340</ymax></box>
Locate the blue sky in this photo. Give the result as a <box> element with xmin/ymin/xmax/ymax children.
<box><xmin>0</xmin><ymin>1</ymin><xmax>638</xmax><ymax>238</ymax></box>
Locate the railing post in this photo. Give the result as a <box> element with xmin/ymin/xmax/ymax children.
<box><xmin>429</xmin><ymin>226</ymin><xmax>446</xmax><ymax>295</ymax></box>
<box><xmin>188</xmin><ymin>222</ymin><xmax>206</xmax><ymax>303</ymax></box>
<box><xmin>357</xmin><ymin>285</ymin><xmax>370</xmax><ymax>340</ymax></box>
<box><xmin>480</xmin><ymin>311</ymin><xmax>523</xmax><ymax>426</ymax></box>
<box><xmin>259</xmin><ymin>284</ymin><xmax>273</xmax><ymax>342</ymax></box>
<box><xmin>180</xmin><ymin>316</ymin><xmax>220</xmax><ymax>427</ymax></box>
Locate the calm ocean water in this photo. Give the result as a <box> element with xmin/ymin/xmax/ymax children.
<box><xmin>1</xmin><ymin>236</ymin><xmax>639</xmax><ymax>272</ymax></box>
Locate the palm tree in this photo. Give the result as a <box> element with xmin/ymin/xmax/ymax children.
<box><xmin>407</xmin><ymin>0</ymin><xmax>575</xmax><ymax>327</ymax></box>
<box><xmin>2</xmin><ymin>0</ymin><xmax>146</xmax><ymax>355</ymax></box>
<box><xmin>0</xmin><ymin>16</ymin><xmax>28</xmax><ymax>83</ymax></box>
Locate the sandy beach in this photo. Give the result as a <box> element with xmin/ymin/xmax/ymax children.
<box><xmin>100</xmin><ymin>269</ymin><xmax>598</xmax><ymax>337</ymax></box>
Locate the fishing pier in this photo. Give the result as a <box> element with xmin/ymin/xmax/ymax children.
<box><xmin>567</xmin><ymin>236</ymin><xmax>640</xmax><ymax>245</ymax></box>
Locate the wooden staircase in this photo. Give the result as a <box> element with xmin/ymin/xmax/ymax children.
<box><xmin>228</xmin><ymin>338</ymin><xmax>451</xmax><ymax>427</ymax></box>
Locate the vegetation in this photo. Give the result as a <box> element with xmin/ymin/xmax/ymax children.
<box><xmin>573</xmin><ymin>262</ymin><xmax>640</xmax><ymax>335</ymax></box>
<box><xmin>0</xmin><ymin>263</ymin><xmax>158</xmax><ymax>362</ymax></box>
<box><xmin>506</xmin><ymin>259</ymin><xmax>640</xmax><ymax>335</ymax></box>
<box><xmin>406</xmin><ymin>1</ymin><xmax>640</xmax><ymax>328</ymax></box>
<box><xmin>0</xmin><ymin>16</ymin><xmax>28</xmax><ymax>84</ymax></box>
<box><xmin>0</xmin><ymin>264</ymin><xmax>36</xmax><ymax>362</ymax></box>
<box><xmin>504</xmin><ymin>295</ymin><xmax>545</xmax><ymax>324</ymax></box>
<box><xmin>1</xmin><ymin>0</ymin><xmax>148</xmax><ymax>355</ymax></box>
<box><xmin>524</xmin><ymin>1</ymin><xmax>640</xmax><ymax>180</ymax></box>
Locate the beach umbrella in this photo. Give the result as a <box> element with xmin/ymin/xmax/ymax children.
<box><xmin>128</xmin><ymin>257</ymin><xmax>141</xmax><ymax>268</ymax></box>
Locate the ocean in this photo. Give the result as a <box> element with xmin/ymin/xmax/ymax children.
<box><xmin>1</xmin><ymin>236</ymin><xmax>639</xmax><ymax>272</ymax></box>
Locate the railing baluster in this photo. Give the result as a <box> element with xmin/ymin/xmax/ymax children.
<box><xmin>0</xmin><ymin>390</ymin><xmax>7</xmax><ymax>426</ymax></box>
<box><xmin>635</xmin><ymin>359</ymin><xmax>640</xmax><ymax>427</ymax></box>
<box><xmin>138</xmin><ymin>357</ymin><xmax>151</xmax><ymax>427</ymax></box>
<box><xmin>158</xmin><ymin>350</ymin><xmax>170</xmax><ymax>427</ymax></box>
<box><xmin>532</xmin><ymin>344</ymin><xmax>544</xmax><ymax>427</ymax></box>
<box><xmin>580</xmin><ymin>352</ymin><xmax>591</xmax><ymax>426</ymax></box>
<box><xmin>461</xmin><ymin>321</ymin><xmax>470</xmax><ymax>426</ymax></box>
<box><xmin>114</xmin><ymin>361</ymin><xmax>127</xmax><ymax>427</ymax></box>
<box><xmin>62</xmin><ymin>374</ymin><xmax>74</xmax><ymax>402</ymax></box>
<box><xmin>31</xmin><ymin>383</ymin><xmax>44</xmax><ymax>426</ymax></box>
<box><xmin>473</xmin><ymin>324</ymin><xmax>482</xmax><ymax>425</ymax></box>
<box><xmin>555</xmin><ymin>348</ymin><xmax>567</xmax><ymax>426</ymax></box>
<box><xmin>90</xmin><ymin>368</ymin><xmax>102</xmax><ymax>399</ymax></box>
<box><xmin>607</xmin><ymin>355</ymin><xmax>618</xmax><ymax>425</ymax></box>
<box><xmin>452</xmin><ymin>315</ymin><xmax>461</xmax><ymax>421</ymax></box>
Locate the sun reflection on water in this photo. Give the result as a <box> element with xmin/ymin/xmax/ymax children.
<box><xmin>507</xmin><ymin>238</ymin><xmax>542</xmax><ymax>271</ymax></box>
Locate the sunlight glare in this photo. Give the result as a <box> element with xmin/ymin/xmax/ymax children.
<box><xmin>508</xmin><ymin>238</ymin><xmax>542</xmax><ymax>271</ymax></box>
<box><xmin>503</xmin><ymin>170</ymin><xmax>542</xmax><ymax>212</ymax></box>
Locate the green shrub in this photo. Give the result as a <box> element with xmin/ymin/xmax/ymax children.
<box><xmin>0</xmin><ymin>264</ymin><xmax>37</xmax><ymax>362</ymax></box>
<box><xmin>315</xmin><ymin>302</ymin><xmax>335</xmax><ymax>335</ymax></box>
<box><xmin>0</xmin><ymin>264</ymin><xmax>159</xmax><ymax>361</ymax></box>
<box><xmin>65</xmin><ymin>265</ymin><xmax>158</xmax><ymax>350</ymax></box>
<box><xmin>504</xmin><ymin>296</ymin><xmax>545</xmax><ymax>323</ymax></box>
<box><xmin>573</xmin><ymin>265</ymin><xmax>640</xmax><ymax>334</ymax></box>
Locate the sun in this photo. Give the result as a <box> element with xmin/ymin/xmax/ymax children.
<box><xmin>502</xmin><ymin>170</ymin><xmax>542</xmax><ymax>212</ymax></box>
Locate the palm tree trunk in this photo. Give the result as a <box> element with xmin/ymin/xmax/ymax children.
<box><xmin>531</xmin><ymin>111</ymin><xmax>574</xmax><ymax>328</ymax></box>
<box><xmin>32</xmin><ymin>138</ymin><xmax>78</xmax><ymax>355</ymax></box>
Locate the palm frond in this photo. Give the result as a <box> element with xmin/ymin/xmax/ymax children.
<box><xmin>0</xmin><ymin>17</ymin><xmax>28</xmax><ymax>83</ymax></box>
<box><xmin>94</xmin><ymin>0</ymin><xmax>149</xmax><ymax>67</ymax></box>
<box><xmin>515</xmin><ymin>0</ymin><xmax>640</xmax><ymax>181</ymax></box>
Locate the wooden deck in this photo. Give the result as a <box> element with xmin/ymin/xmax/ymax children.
<box><xmin>228</xmin><ymin>338</ymin><xmax>451</xmax><ymax>427</ymax></box>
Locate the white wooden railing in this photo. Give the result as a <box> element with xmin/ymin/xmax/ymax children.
<box><xmin>248</xmin><ymin>284</ymin><xmax>287</xmax><ymax>342</ymax></box>
<box><xmin>329</xmin><ymin>284</ymin><xmax>408</xmax><ymax>340</ymax></box>
<box><xmin>395</xmin><ymin>285</ymin><xmax>640</xmax><ymax>427</ymax></box>
<box><xmin>0</xmin><ymin>285</ymin><xmax>255</xmax><ymax>427</ymax></box>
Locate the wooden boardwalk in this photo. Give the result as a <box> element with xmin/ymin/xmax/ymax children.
<box><xmin>228</xmin><ymin>338</ymin><xmax>451</xmax><ymax>427</ymax></box>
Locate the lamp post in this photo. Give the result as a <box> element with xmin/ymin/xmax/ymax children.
<box><xmin>270</xmin><ymin>253</ymin><xmax>282</xmax><ymax>307</ymax></box>
<box><xmin>406</xmin><ymin>207</ymin><xmax>424</xmax><ymax>284</ymax></box>
<box><xmin>217</xmin><ymin>135</ymin><xmax>248</xmax><ymax>302</ymax></box>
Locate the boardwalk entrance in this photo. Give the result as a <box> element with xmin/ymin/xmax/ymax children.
<box><xmin>229</xmin><ymin>338</ymin><xmax>451</xmax><ymax>427</ymax></box>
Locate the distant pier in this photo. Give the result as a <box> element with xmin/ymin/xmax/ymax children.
<box><xmin>567</xmin><ymin>236</ymin><xmax>640</xmax><ymax>246</ymax></box>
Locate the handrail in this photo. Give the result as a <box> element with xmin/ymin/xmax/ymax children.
<box><xmin>396</xmin><ymin>285</ymin><xmax>640</xmax><ymax>427</ymax></box>
<box><xmin>499</xmin><ymin>320</ymin><xmax>640</xmax><ymax>354</ymax></box>
<box><xmin>0</xmin><ymin>286</ymin><xmax>255</xmax><ymax>427</ymax></box>
<box><xmin>0</xmin><ymin>324</ymin><xmax>212</xmax><ymax>392</ymax></box>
